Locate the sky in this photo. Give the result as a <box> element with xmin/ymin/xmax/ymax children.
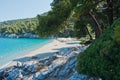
<box><xmin>0</xmin><ymin>0</ymin><xmax>53</xmax><ymax>22</ymax></box>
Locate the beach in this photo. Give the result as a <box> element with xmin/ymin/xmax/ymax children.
<box><xmin>0</xmin><ymin>38</ymin><xmax>92</xmax><ymax>80</ymax></box>
<box><xmin>0</xmin><ymin>38</ymin><xmax>80</xmax><ymax>69</ymax></box>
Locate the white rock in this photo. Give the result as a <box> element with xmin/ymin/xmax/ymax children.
<box><xmin>17</xmin><ymin>72</ymin><xmax>23</xmax><ymax>78</ymax></box>
<box><xmin>17</xmin><ymin>62</ymin><xmax>22</xmax><ymax>68</ymax></box>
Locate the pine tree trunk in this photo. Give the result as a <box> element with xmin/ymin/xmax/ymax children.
<box><xmin>89</xmin><ymin>12</ymin><xmax>102</xmax><ymax>38</ymax></box>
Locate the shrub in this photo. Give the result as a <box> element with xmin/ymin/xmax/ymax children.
<box><xmin>77</xmin><ymin>18</ymin><xmax>120</xmax><ymax>80</ymax></box>
<box><xmin>112</xmin><ymin>27</ymin><xmax>120</xmax><ymax>43</ymax></box>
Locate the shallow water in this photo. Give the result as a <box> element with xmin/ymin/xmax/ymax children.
<box><xmin>0</xmin><ymin>38</ymin><xmax>52</xmax><ymax>67</ymax></box>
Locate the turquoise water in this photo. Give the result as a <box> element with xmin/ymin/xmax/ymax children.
<box><xmin>0</xmin><ymin>38</ymin><xmax>52</xmax><ymax>67</ymax></box>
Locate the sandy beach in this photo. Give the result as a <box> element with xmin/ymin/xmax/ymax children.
<box><xmin>0</xmin><ymin>38</ymin><xmax>90</xmax><ymax>80</ymax></box>
<box><xmin>0</xmin><ymin>38</ymin><xmax>80</xmax><ymax>69</ymax></box>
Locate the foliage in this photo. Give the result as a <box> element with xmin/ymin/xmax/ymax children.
<box><xmin>37</xmin><ymin>0</ymin><xmax>73</xmax><ymax>37</ymax></box>
<box><xmin>74</xmin><ymin>20</ymin><xmax>87</xmax><ymax>38</ymax></box>
<box><xmin>37</xmin><ymin>0</ymin><xmax>120</xmax><ymax>39</ymax></box>
<box><xmin>77</xmin><ymin>18</ymin><xmax>120</xmax><ymax>80</ymax></box>
<box><xmin>112</xmin><ymin>19</ymin><xmax>120</xmax><ymax>43</ymax></box>
<box><xmin>0</xmin><ymin>18</ymin><xmax>38</xmax><ymax>35</ymax></box>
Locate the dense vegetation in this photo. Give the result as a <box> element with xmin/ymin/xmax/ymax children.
<box><xmin>0</xmin><ymin>13</ymin><xmax>74</xmax><ymax>38</ymax></box>
<box><xmin>77</xmin><ymin>18</ymin><xmax>120</xmax><ymax>80</ymax></box>
<box><xmin>36</xmin><ymin>0</ymin><xmax>120</xmax><ymax>79</ymax></box>
<box><xmin>0</xmin><ymin>18</ymin><xmax>38</xmax><ymax>36</ymax></box>
<box><xmin>37</xmin><ymin>0</ymin><xmax>120</xmax><ymax>39</ymax></box>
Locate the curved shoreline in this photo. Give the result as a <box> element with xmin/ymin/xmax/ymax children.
<box><xmin>0</xmin><ymin>39</ymin><xmax>53</xmax><ymax>69</ymax></box>
<box><xmin>0</xmin><ymin>39</ymin><xmax>79</xmax><ymax>69</ymax></box>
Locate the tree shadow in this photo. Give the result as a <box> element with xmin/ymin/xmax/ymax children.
<box><xmin>13</xmin><ymin>52</ymin><xmax>55</xmax><ymax>62</ymax></box>
<box><xmin>12</xmin><ymin>43</ymin><xmax>80</xmax><ymax>63</ymax></box>
<box><xmin>66</xmin><ymin>42</ymin><xmax>80</xmax><ymax>45</ymax></box>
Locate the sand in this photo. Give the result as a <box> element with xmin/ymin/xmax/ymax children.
<box><xmin>0</xmin><ymin>39</ymin><xmax>80</xmax><ymax>69</ymax></box>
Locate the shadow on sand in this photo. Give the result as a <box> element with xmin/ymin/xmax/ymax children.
<box><xmin>13</xmin><ymin>52</ymin><xmax>55</xmax><ymax>62</ymax></box>
<box><xmin>13</xmin><ymin>46</ymin><xmax>76</xmax><ymax>63</ymax></box>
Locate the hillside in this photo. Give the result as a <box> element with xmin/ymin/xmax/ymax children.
<box><xmin>0</xmin><ymin>17</ymin><xmax>38</xmax><ymax>38</ymax></box>
<box><xmin>0</xmin><ymin>15</ymin><xmax>74</xmax><ymax>38</ymax></box>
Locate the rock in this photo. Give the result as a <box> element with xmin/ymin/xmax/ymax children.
<box><xmin>23</xmin><ymin>33</ymin><xmax>39</xmax><ymax>38</ymax></box>
<box><xmin>17</xmin><ymin>71</ymin><xmax>23</xmax><ymax>79</ymax></box>
<box><xmin>33</xmin><ymin>69</ymin><xmax>50</xmax><ymax>80</ymax></box>
<box><xmin>0</xmin><ymin>71</ymin><xmax>7</xmax><ymax>80</ymax></box>
<box><xmin>33</xmin><ymin>72</ymin><xmax>40</xmax><ymax>79</ymax></box>
<box><xmin>41</xmin><ymin>69</ymin><xmax>50</xmax><ymax>76</ymax></box>
<box><xmin>5</xmin><ymin>69</ymin><xmax>19</xmax><ymax>80</ymax></box>
<box><xmin>67</xmin><ymin>71</ymin><xmax>87</xmax><ymax>80</ymax></box>
<box><xmin>53</xmin><ymin>68</ymin><xmax>60</xmax><ymax>77</ymax></box>
<box><xmin>58</xmin><ymin>69</ymin><xmax>70</xmax><ymax>77</ymax></box>
<box><xmin>48</xmin><ymin>58</ymin><xmax>66</xmax><ymax>72</ymax></box>
<box><xmin>73</xmin><ymin>47</ymin><xmax>78</xmax><ymax>51</ymax></box>
<box><xmin>17</xmin><ymin>62</ymin><xmax>23</xmax><ymax>68</ymax></box>
<box><xmin>37</xmin><ymin>73</ymin><xmax>46</xmax><ymax>80</ymax></box>
<box><xmin>0</xmin><ymin>70</ymin><xmax>4</xmax><ymax>77</ymax></box>
<box><xmin>33</xmin><ymin>72</ymin><xmax>47</xmax><ymax>80</ymax></box>
<box><xmin>8</xmin><ymin>34</ymin><xmax>17</xmax><ymax>38</ymax></box>
<box><xmin>22</xmin><ymin>76</ymin><xmax>29</xmax><ymax>80</ymax></box>
<box><xmin>22</xmin><ymin>75</ymin><xmax>34</xmax><ymax>80</ymax></box>
<box><xmin>44</xmin><ymin>60</ymin><xmax>51</xmax><ymax>66</ymax></box>
<box><xmin>28</xmin><ymin>64</ymin><xmax>37</xmax><ymax>73</ymax></box>
<box><xmin>34</xmin><ymin>64</ymin><xmax>39</xmax><ymax>71</ymax></box>
<box><xmin>66</xmin><ymin>58</ymin><xmax>77</xmax><ymax>68</ymax></box>
<box><xmin>29</xmin><ymin>75</ymin><xmax>34</xmax><ymax>80</ymax></box>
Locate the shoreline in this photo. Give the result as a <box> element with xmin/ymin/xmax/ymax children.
<box><xmin>0</xmin><ymin>38</ymin><xmax>92</xmax><ymax>80</ymax></box>
<box><xmin>0</xmin><ymin>39</ymin><xmax>53</xmax><ymax>69</ymax></box>
<box><xmin>0</xmin><ymin>38</ymin><xmax>80</xmax><ymax>69</ymax></box>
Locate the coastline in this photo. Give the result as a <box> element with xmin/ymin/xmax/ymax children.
<box><xmin>0</xmin><ymin>38</ymin><xmax>92</xmax><ymax>80</ymax></box>
<box><xmin>0</xmin><ymin>38</ymin><xmax>79</xmax><ymax>69</ymax></box>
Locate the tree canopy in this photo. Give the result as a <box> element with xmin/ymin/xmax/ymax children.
<box><xmin>37</xmin><ymin>0</ymin><xmax>120</xmax><ymax>39</ymax></box>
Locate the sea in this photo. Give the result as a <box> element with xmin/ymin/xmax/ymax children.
<box><xmin>0</xmin><ymin>38</ymin><xmax>52</xmax><ymax>67</ymax></box>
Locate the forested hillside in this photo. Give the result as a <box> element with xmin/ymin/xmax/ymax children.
<box><xmin>0</xmin><ymin>12</ymin><xmax>74</xmax><ymax>38</ymax></box>
<box><xmin>0</xmin><ymin>18</ymin><xmax>38</xmax><ymax>38</ymax></box>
